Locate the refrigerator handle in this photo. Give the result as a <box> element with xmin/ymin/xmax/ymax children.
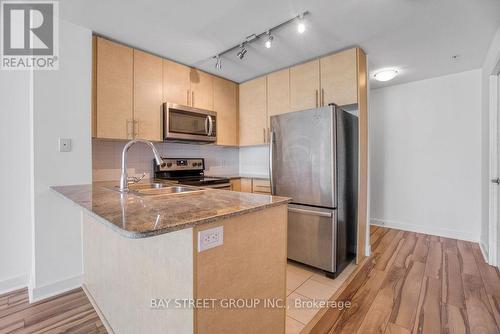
<box><xmin>269</xmin><ymin>130</ymin><xmax>275</xmax><ymax>195</ymax></box>
<box><xmin>289</xmin><ymin>207</ymin><xmax>333</xmax><ymax>218</ymax></box>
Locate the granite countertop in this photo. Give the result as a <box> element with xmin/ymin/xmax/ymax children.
<box><xmin>51</xmin><ymin>182</ymin><xmax>290</xmax><ymax>239</ymax></box>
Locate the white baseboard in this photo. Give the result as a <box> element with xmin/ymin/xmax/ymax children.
<box><xmin>30</xmin><ymin>274</ymin><xmax>83</xmax><ymax>303</ymax></box>
<box><xmin>370</xmin><ymin>218</ymin><xmax>479</xmax><ymax>242</ymax></box>
<box><xmin>0</xmin><ymin>274</ymin><xmax>29</xmax><ymax>295</ymax></box>
<box><xmin>479</xmin><ymin>241</ymin><xmax>490</xmax><ymax>264</ymax></box>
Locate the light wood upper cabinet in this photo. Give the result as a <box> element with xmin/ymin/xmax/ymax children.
<box><xmin>95</xmin><ymin>37</ymin><xmax>133</xmax><ymax>139</ymax></box>
<box><xmin>239</xmin><ymin>77</ymin><xmax>268</xmax><ymax>146</ymax></box>
<box><xmin>133</xmin><ymin>50</ymin><xmax>163</xmax><ymax>141</ymax></box>
<box><xmin>289</xmin><ymin>59</ymin><xmax>320</xmax><ymax>112</ymax></box>
<box><xmin>267</xmin><ymin>69</ymin><xmax>290</xmax><ymax>118</ymax></box>
<box><xmin>320</xmin><ymin>48</ymin><xmax>358</xmax><ymax>106</ymax></box>
<box><xmin>162</xmin><ymin>59</ymin><xmax>191</xmax><ymax>106</ymax></box>
<box><xmin>190</xmin><ymin>69</ymin><xmax>213</xmax><ymax>110</ymax></box>
<box><xmin>214</xmin><ymin>77</ymin><xmax>238</xmax><ymax>146</ymax></box>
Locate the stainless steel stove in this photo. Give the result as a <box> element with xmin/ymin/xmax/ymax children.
<box><xmin>154</xmin><ymin>158</ymin><xmax>231</xmax><ymax>190</ymax></box>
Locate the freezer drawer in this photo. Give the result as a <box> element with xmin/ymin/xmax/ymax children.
<box><xmin>287</xmin><ymin>204</ymin><xmax>336</xmax><ymax>272</ymax></box>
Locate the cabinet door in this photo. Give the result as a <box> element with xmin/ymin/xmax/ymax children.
<box><xmin>133</xmin><ymin>50</ymin><xmax>163</xmax><ymax>141</ymax></box>
<box><xmin>289</xmin><ymin>60</ymin><xmax>320</xmax><ymax>112</ymax></box>
<box><xmin>267</xmin><ymin>68</ymin><xmax>290</xmax><ymax>119</ymax></box>
<box><xmin>230</xmin><ymin>179</ymin><xmax>241</xmax><ymax>192</ymax></box>
<box><xmin>240</xmin><ymin>178</ymin><xmax>253</xmax><ymax>193</ymax></box>
<box><xmin>190</xmin><ymin>69</ymin><xmax>214</xmax><ymax>110</ymax></box>
<box><xmin>252</xmin><ymin>179</ymin><xmax>271</xmax><ymax>194</ymax></box>
<box><xmin>239</xmin><ymin>77</ymin><xmax>267</xmax><ymax>146</ymax></box>
<box><xmin>213</xmin><ymin>77</ymin><xmax>238</xmax><ymax>146</ymax></box>
<box><xmin>95</xmin><ymin>37</ymin><xmax>133</xmax><ymax>139</ymax></box>
<box><xmin>162</xmin><ymin>59</ymin><xmax>191</xmax><ymax>106</ymax></box>
<box><xmin>320</xmin><ymin>48</ymin><xmax>358</xmax><ymax>106</ymax></box>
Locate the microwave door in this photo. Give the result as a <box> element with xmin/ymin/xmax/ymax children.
<box><xmin>164</xmin><ymin>103</ymin><xmax>216</xmax><ymax>142</ymax></box>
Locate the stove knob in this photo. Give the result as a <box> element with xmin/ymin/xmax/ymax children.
<box><xmin>192</xmin><ymin>162</ymin><xmax>197</xmax><ymax>167</ymax></box>
<box><xmin>166</xmin><ymin>162</ymin><xmax>172</xmax><ymax>167</ymax></box>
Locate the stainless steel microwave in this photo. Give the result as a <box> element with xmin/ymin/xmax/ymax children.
<box><xmin>163</xmin><ymin>103</ymin><xmax>217</xmax><ymax>143</ymax></box>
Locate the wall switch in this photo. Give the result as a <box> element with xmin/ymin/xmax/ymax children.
<box><xmin>59</xmin><ymin>138</ymin><xmax>72</xmax><ymax>152</ymax></box>
<box><xmin>198</xmin><ymin>226</ymin><xmax>223</xmax><ymax>252</ymax></box>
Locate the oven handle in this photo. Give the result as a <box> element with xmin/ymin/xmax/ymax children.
<box><xmin>202</xmin><ymin>183</ymin><xmax>231</xmax><ymax>189</ymax></box>
<box><xmin>207</xmin><ymin>115</ymin><xmax>214</xmax><ymax>136</ymax></box>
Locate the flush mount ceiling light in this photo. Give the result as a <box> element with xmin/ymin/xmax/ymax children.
<box><xmin>265</xmin><ymin>31</ymin><xmax>274</xmax><ymax>49</ymax></box>
<box><xmin>210</xmin><ymin>11</ymin><xmax>309</xmax><ymax>70</ymax></box>
<box><xmin>373</xmin><ymin>69</ymin><xmax>398</xmax><ymax>82</ymax></box>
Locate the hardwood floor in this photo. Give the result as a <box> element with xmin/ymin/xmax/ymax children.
<box><xmin>0</xmin><ymin>288</ymin><xmax>106</xmax><ymax>333</ymax></box>
<box><xmin>310</xmin><ymin>226</ymin><xmax>500</xmax><ymax>334</ymax></box>
<box><xmin>1</xmin><ymin>226</ymin><xmax>499</xmax><ymax>333</ymax></box>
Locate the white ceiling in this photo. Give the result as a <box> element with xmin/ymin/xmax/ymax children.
<box><xmin>60</xmin><ymin>0</ymin><xmax>500</xmax><ymax>88</ymax></box>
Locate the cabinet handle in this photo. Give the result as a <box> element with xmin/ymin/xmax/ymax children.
<box><xmin>192</xmin><ymin>91</ymin><xmax>195</xmax><ymax>107</ymax></box>
<box><xmin>321</xmin><ymin>89</ymin><xmax>325</xmax><ymax>106</ymax></box>
<box><xmin>187</xmin><ymin>90</ymin><xmax>190</xmax><ymax>106</ymax></box>
<box><xmin>263</xmin><ymin>128</ymin><xmax>266</xmax><ymax>143</ymax></box>
<box><xmin>126</xmin><ymin>119</ymin><xmax>133</xmax><ymax>139</ymax></box>
<box><xmin>315</xmin><ymin>90</ymin><xmax>319</xmax><ymax>107</ymax></box>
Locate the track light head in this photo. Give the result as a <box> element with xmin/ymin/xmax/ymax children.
<box><xmin>297</xmin><ymin>14</ymin><xmax>306</xmax><ymax>34</ymax></box>
<box><xmin>236</xmin><ymin>44</ymin><xmax>247</xmax><ymax>59</ymax></box>
<box><xmin>265</xmin><ymin>31</ymin><xmax>274</xmax><ymax>49</ymax></box>
<box><xmin>214</xmin><ymin>55</ymin><xmax>222</xmax><ymax>70</ymax></box>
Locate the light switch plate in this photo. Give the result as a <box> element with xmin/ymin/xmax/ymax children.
<box><xmin>198</xmin><ymin>226</ymin><xmax>223</xmax><ymax>252</ymax></box>
<box><xmin>59</xmin><ymin>138</ymin><xmax>72</xmax><ymax>152</ymax></box>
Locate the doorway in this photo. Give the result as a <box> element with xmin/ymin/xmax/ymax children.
<box><xmin>489</xmin><ymin>71</ymin><xmax>500</xmax><ymax>268</ymax></box>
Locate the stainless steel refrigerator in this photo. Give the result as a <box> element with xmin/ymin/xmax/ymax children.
<box><xmin>269</xmin><ymin>104</ymin><xmax>358</xmax><ymax>278</ymax></box>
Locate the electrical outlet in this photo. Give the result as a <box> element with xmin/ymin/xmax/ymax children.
<box><xmin>198</xmin><ymin>226</ymin><xmax>223</xmax><ymax>252</ymax></box>
<box><xmin>58</xmin><ymin>138</ymin><xmax>72</xmax><ymax>152</ymax></box>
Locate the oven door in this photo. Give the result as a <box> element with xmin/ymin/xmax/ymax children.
<box><xmin>164</xmin><ymin>103</ymin><xmax>217</xmax><ymax>142</ymax></box>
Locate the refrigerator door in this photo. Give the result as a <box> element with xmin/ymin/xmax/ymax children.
<box><xmin>287</xmin><ymin>204</ymin><xmax>336</xmax><ymax>272</ymax></box>
<box><xmin>270</xmin><ymin>106</ymin><xmax>336</xmax><ymax>208</ymax></box>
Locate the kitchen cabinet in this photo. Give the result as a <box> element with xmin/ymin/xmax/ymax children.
<box><xmin>95</xmin><ymin>37</ymin><xmax>134</xmax><ymax>139</ymax></box>
<box><xmin>162</xmin><ymin>59</ymin><xmax>191</xmax><ymax>106</ymax></box>
<box><xmin>320</xmin><ymin>48</ymin><xmax>358</xmax><ymax>106</ymax></box>
<box><xmin>252</xmin><ymin>178</ymin><xmax>271</xmax><ymax>194</ymax></box>
<box><xmin>213</xmin><ymin>77</ymin><xmax>238</xmax><ymax>146</ymax></box>
<box><xmin>133</xmin><ymin>50</ymin><xmax>163</xmax><ymax>141</ymax></box>
<box><xmin>190</xmin><ymin>69</ymin><xmax>214</xmax><ymax>110</ymax></box>
<box><xmin>239</xmin><ymin>77</ymin><xmax>268</xmax><ymax>146</ymax></box>
<box><xmin>240</xmin><ymin>178</ymin><xmax>253</xmax><ymax>193</ymax></box>
<box><xmin>230</xmin><ymin>179</ymin><xmax>241</xmax><ymax>191</ymax></box>
<box><xmin>267</xmin><ymin>68</ymin><xmax>290</xmax><ymax>119</ymax></box>
<box><xmin>289</xmin><ymin>59</ymin><xmax>320</xmax><ymax>112</ymax></box>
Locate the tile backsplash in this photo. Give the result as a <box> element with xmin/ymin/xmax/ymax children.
<box><xmin>92</xmin><ymin>140</ymin><xmax>239</xmax><ymax>181</ymax></box>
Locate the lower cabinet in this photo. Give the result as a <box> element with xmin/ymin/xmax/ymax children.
<box><xmin>236</xmin><ymin>178</ymin><xmax>271</xmax><ymax>195</ymax></box>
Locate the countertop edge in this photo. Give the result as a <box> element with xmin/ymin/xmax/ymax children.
<box><xmin>50</xmin><ymin>186</ymin><xmax>291</xmax><ymax>239</ymax></box>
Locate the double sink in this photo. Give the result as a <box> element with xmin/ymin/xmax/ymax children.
<box><xmin>110</xmin><ymin>183</ymin><xmax>202</xmax><ymax>196</ymax></box>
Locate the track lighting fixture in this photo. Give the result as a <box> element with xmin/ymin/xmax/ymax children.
<box><xmin>210</xmin><ymin>11</ymin><xmax>309</xmax><ymax>66</ymax></box>
<box><xmin>297</xmin><ymin>14</ymin><xmax>306</xmax><ymax>34</ymax></box>
<box><xmin>236</xmin><ymin>44</ymin><xmax>247</xmax><ymax>60</ymax></box>
<box><xmin>214</xmin><ymin>55</ymin><xmax>222</xmax><ymax>70</ymax></box>
<box><xmin>265</xmin><ymin>31</ymin><xmax>274</xmax><ymax>49</ymax></box>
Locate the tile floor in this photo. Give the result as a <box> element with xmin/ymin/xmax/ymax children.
<box><xmin>285</xmin><ymin>261</ymin><xmax>357</xmax><ymax>333</ymax></box>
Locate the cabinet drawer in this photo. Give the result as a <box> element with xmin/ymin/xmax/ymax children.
<box><xmin>252</xmin><ymin>179</ymin><xmax>271</xmax><ymax>194</ymax></box>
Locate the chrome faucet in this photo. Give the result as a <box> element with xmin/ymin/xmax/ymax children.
<box><xmin>119</xmin><ymin>139</ymin><xmax>166</xmax><ymax>193</ymax></box>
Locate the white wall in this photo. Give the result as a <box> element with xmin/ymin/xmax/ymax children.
<box><xmin>30</xmin><ymin>20</ymin><xmax>92</xmax><ymax>301</ymax></box>
<box><xmin>480</xmin><ymin>26</ymin><xmax>500</xmax><ymax>261</ymax></box>
<box><xmin>370</xmin><ymin>70</ymin><xmax>482</xmax><ymax>241</ymax></box>
<box><xmin>0</xmin><ymin>70</ymin><xmax>32</xmax><ymax>294</ymax></box>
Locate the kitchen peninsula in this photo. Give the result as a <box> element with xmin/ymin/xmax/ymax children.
<box><xmin>52</xmin><ymin>183</ymin><xmax>290</xmax><ymax>334</ymax></box>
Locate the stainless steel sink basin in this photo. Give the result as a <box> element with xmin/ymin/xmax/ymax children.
<box><xmin>131</xmin><ymin>185</ymin><xmax>199</xmax><ymax>196</ymax></box>
<box><xmin>107</xmin><ymin>183</ymin><xmax>202</xmax><ymax>196</ymax></box>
